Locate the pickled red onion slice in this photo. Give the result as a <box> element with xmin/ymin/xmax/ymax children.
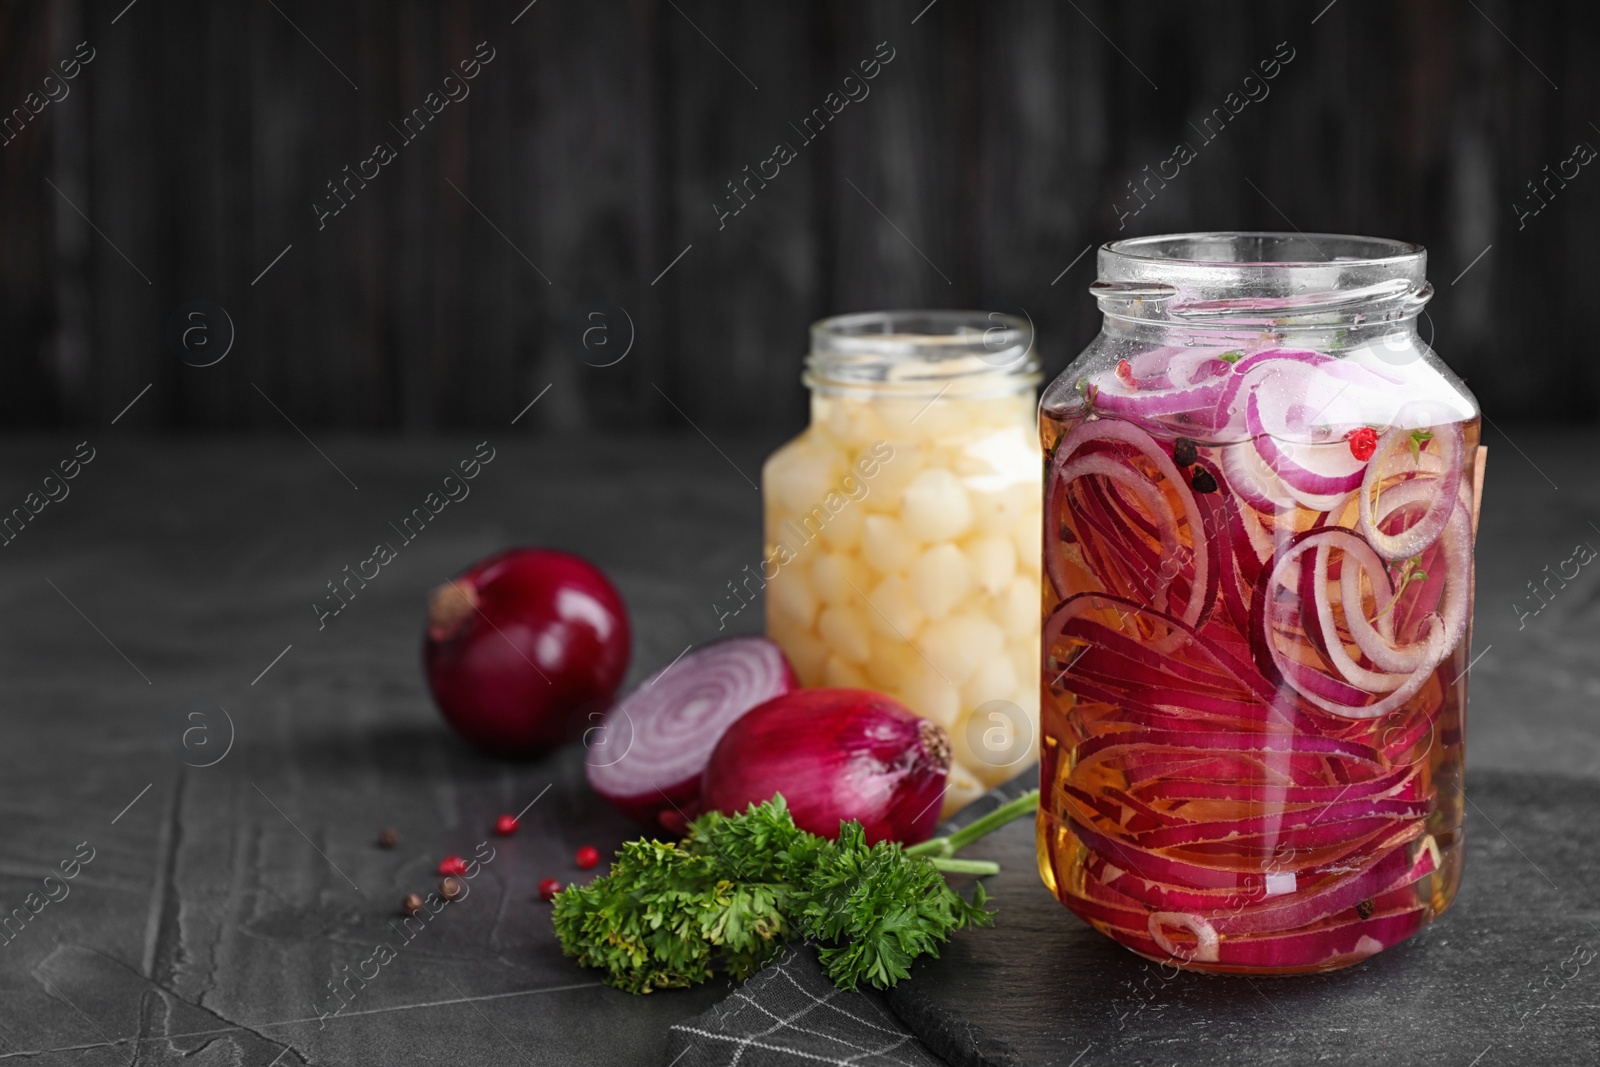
<box><xmin>1343</xmin><ymin>481</ymin><xmax>1471</xmax><ymax>674</ymax></box>
<box><xmin>1047</xmin><ymin>421</ymin><xmax>1214</xmax><ymax>637</ymax></box>
<box><xmin>1149</xmin><ymin>912</ymin><xmax>1220</xmax><ymax>963</ymax></box>
<box><xmin>1046</xmin><ymin>345</ymin><xmax>1472</xmax><ymax>970</ymax></box>
<box><xmin>1246</xmin><ymin>389</ymin><xmax>1367</xmax><ymax>496</ymax></box>
<box><xmin>1254</xmin><ymin>527</ymin><xmax>1450</xmax><ymax>720</ymax></box>
<box><xmin>1359</xmin><ymin>421</ymin><xmax>1464</xmax><ymax>560</ymax></box>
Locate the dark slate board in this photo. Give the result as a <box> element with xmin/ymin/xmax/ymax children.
<box><xmin>888</xmin><ymin>770</ymin><xmax>1600</xmax><ymax>1067</ymax></box>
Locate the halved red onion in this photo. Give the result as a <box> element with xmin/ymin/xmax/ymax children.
<box><xmin>584</xmin><ymin>636</ymin><xmax>796</xmax><ymax>831</ymax></box>
<box><xmin>699</xmin><ymin>688</ymin><xmax>949</xmax><ymax>845</ymax></box>
<box><xmin>1358</xmin><ymin>421</ymin><xmax>1464</xmax><ymax>560</ymax></box>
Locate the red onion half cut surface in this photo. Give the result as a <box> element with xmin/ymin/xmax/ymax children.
<box><xmin>584</xmin><ymin>636</ymin><xmax>796</xmax><ymax>832</ymax></box>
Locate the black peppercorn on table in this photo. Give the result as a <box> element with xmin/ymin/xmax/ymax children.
<box><xmin>0</xmin><ymin>426</ymin><xmax>1595</xmax><ymax>1066</ymax></box>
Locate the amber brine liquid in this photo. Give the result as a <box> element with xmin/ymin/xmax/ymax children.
<box><xmin>1037</xmin><ymin>407</ymin><xmax>1479</xmax><ymax>974</ymax></box>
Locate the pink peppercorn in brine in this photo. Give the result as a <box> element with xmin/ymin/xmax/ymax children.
<box><xmin>1038</xmin><ymin>233</ymin><xmax>1481</xmax><ymax>974</ymax></box>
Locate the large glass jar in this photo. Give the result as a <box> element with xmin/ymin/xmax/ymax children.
<box><xmin>763</xmin><ymin>311</ymin><xmax>1042</xmax><ymax>815</ymax></box>
<box><xmin>1038</xmin><ymin>233</ymin><xmax>1481</xmax><ymax>974</ymax></box>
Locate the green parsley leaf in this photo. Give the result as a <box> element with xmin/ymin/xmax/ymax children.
<box><xmin>552</xmin><ymin>792</ymin><xmax>1032</xmax><ymax>994</ymax></box>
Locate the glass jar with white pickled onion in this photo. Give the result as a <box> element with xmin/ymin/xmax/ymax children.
<box><xmin>762</xmin><ymin>311</ymin><xmax>1043</xmax><ymax>815</ymax></box>
<box><xmin>1040</xmin><ymin>233</ymin><xmax>1482</xmax><ymax>973</ymax></box>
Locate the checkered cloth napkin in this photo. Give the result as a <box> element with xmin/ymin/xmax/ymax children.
<box><xmin>661</xmin><ymin>774</ymin><xmax>1037</xmax><ymax>1067</ymax></box>
<box><xmin>661</xmin><ymin>945</ymin><xmax>945</xmax><ymax>1067</ymax></box>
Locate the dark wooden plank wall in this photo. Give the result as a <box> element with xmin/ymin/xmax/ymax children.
<box><xmin>0</xmin><ymin>0</ymin><xmax>1594</xmax><ymax>433</ymax></box>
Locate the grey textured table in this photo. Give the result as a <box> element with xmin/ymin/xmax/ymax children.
<box><xmin>888</xmin><ymin>770</ymin><xmax>1600</xmax><ymax>1066</ymax></box>
<box><xmin>0</xmin><ymin>425</ymin><xmax>1595</xmax><ymax>1066</ymax></box>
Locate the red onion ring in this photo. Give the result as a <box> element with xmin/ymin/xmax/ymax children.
<box><xmin>1310</xmin><ymin>540</ymin><xmax>1405</xmax><ymax>693</ymax></box>
<box><xmin>1344</xmin><ymin>481</ymin><xmax>1471</xmax><ymax>674</ymax></box>
<box><xmin>1149</xmin><ymin>912</ymin><xmax>1220</xmax><ymax>963</ymax></box>
<box><xmin>1251</xmin><ymin>527</ymin><xmax>1453</xmax><ymax>719</ymax></box>
<box><xmin>1063</xmin><ymin>455</ymin><xmax>1180</xmax><ymax>607</ymax></box>
<box><xmin>1358</xmin><ymin>421</ymin><xmax>1464</xmax><ymax>560</ymax></box>
<box><xmin>1209</xmin><ymin>348</ymin><xmax>1333</xmax><ymax>429</ymax></box>
<box><xmin>1247</xmin><ymin>390</ymin><xmax>1367</xmax><ymax>496</ymax></box>
<box><xmin>1047</xmin><ymin>420</ymin><xmax>1211</xmax><ymax>629</ymax></box>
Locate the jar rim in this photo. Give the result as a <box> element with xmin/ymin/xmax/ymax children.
<box><xmin>1103</xmin><ymin>231</ymin><xmax>1423</xmax><ymax>270</ymax></box>
<box><xmin>1094</xmin><ymin>232</ymin><xmax>1430</xmax><ymax>328</ymax></box>
<box><xmin>807</xmin><ymin>309</ymin><xmax>1040</xmax><ymax>393</ymax></box>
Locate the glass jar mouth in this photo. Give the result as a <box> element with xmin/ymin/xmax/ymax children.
<box><xmin>1095</xmin><ymin>231</ymin><xmax>1429</xmax><ymax>329</ymax></box>
<box><xmin>807</xmin><ymin>309</ymin><xmax>1041</xmax><ymax>395</ymax></box>
<box><xmin>1104</xmin><ymin>231</ymin><xmax>1423</xmax><ymax>270</ymax></box>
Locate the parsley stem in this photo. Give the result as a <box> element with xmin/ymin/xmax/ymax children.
<box><xmin>927</xmin><ymin>857</ymin><xmax>1001</xmax><ymax>876</ymax></box>
<box><xmin>906</xmin><ymin>789</ymin><xmax>1040</xmax><ymax>859</ymax></box>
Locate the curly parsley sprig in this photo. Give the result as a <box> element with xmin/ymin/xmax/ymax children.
<box><xmin>552</xmin><ymin>791</ymin><xmax>1039</xmax><ymax>994</ymax></box>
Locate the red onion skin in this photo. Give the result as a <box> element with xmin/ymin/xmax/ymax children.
<box><xmin>699</xmin><ymin>689</ymin><xmax>949</xmax><ymax>845</ymax></box>
<box><xmin>424</xmin><ymin>548</ymin><xmax>631</xmax><ymax>756</ymax></box>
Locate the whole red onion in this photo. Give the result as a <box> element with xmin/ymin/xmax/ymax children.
<box><xmin>424</xmin><ymin>548</ymin><xmax>630</xmax><ymax>755</ymax></box>
<box><xmin>699</xmin><ymin>688</ymin><xmax>950</xmax><ymax>845</ymax></box>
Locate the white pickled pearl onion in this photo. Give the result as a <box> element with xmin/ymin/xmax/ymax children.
<box><xmin>1358</xmin><ymin>422</ymin><xmax>1464</xmax><ymax>561</ymax></box>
